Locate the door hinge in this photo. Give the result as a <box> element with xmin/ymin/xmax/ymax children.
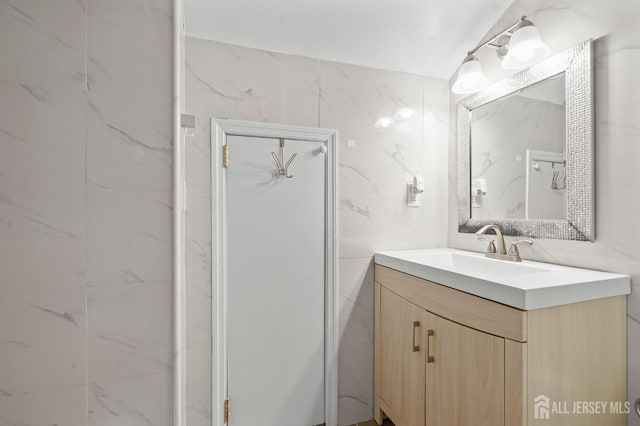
<box><xmin>224</xmin><ymin>399</ymin><xmax>230</xmax><ymax>422</ymax></box>
<box><xmin>223</xmin><ymin>145</ymin><xmax>229</xmax><ymax>168</ymax></box>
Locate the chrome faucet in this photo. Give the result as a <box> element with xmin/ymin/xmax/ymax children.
<box><xmin>476</xmin><ymin>224</ymin><xmax>533</xmax><ymax>262</ymax></box>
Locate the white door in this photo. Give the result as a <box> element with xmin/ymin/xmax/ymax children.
<box><xmin>226</xmin><ymin>135</ymin><xmax>326</xmax><ymax>426</ymax></box>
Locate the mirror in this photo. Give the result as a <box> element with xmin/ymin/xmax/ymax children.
<box><xmin>471</xmin><ymin>74</ymin><xmax>566</xmax><ymax>220</ymax></box>
<box><xmin>458</xmin><ymin>40</ymin><xmax>594</xmax><ymax>241</ymax></box>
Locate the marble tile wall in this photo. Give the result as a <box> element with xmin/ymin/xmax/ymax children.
<box><xmin>87</xmin><ymin>0</ymin><xmax>174</xmax><ymax>423</ymax></box>
<box><xmin>183</xmin><ymin>37</ymin><xmax>449</xmax><ymax>426</ymax></box>
<box><xmin>447</xmin><ymin>1</ymin><xmax>640</xmax><ymax>425</ymax></box>
<box><xmin>0</xmin><ymin>0</ymin><xmax>174</xmax><ymax>424</ymax></box>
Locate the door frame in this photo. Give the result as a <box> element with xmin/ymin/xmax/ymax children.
<box><xmin>211</xmin><ymin>118</ymin><xmax>338</xmax><ymax>426</ymax></box>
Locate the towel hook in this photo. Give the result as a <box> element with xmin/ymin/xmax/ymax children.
<box><xmin>271</xmin><ymin>138</ymin><xmax>297</xmax><ymax>178</ymax></box>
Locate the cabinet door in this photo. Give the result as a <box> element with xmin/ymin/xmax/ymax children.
<box><xmin>424</xmin><ymin>311</ymin><xmax>505</xmax><ymax>426</ymax></box>
<box><xmin>379</xmin><ymin>286</ymin><xmax>426</xmax><ymax>426</ymax></box>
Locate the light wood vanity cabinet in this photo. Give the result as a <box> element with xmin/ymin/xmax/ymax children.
<box><xmin>424</xmin><ymin>310</ymin><xmax>506</xmax><ymax>426</ymax></box>
<box><xmin>374</xmin><ymin>265</ymin><xmax>627</xmax><ymax>426</ymax></box>
<box><xmin>379</xmin><ymin>286</ymin><xmax>426</xmax><ymax>426</ymax></box>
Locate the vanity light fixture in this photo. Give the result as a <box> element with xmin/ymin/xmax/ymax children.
<box><xmin>452</xmin><ymin>16</ymin><xmax>550</xmax><ymax>94</ymax></box>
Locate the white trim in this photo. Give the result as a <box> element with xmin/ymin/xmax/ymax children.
<box><xmin>172</xmin><ymin>0</ymin><xmax>186</xmax><ymax>425</ymax></box>
<box><xmin>211</xmin><ymin>118</ymin><xmax>339</xmax><ymax>426</ymax></box>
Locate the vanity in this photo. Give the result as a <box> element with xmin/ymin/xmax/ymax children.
<box><xmin>372</xmin><ymin>36</ymin><xmax>634</xmax><ymax>426</ymax></box>
<box><xmin>373</xmin><ymin>249</ymin><xmax>631</xmax><ymax>426</ymax></box>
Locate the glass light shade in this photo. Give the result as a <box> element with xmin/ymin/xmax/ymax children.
<box><xmin>452</xmin><ymin>57</ymin><xmax>489</xmax><ymax>94</ymax></box>
<box><xmin>502</xmin><ymin>25</ymin><xmax>550</xmax><ymax>70</ymax></box>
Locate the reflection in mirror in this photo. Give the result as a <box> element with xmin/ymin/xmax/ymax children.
<box><xmin>470</xmin><ymin>73</ymin><xmax>566</xmax><ymax>220</ymax></box>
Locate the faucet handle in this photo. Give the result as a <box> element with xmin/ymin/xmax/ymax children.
<box><xmin>508</xmin><ymin>239</ymin><xmax>533</xmax><ymax>256</ymax></box>
<box><xmin>477</xmin><ymin>236</ymin><xmax>497</xmax><ymax>254</ymax></box>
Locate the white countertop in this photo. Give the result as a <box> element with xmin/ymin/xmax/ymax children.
<box><xmin>374</xmin><ymin>248</ymin><xmax>631</xmax><ymax>310</ymax></box>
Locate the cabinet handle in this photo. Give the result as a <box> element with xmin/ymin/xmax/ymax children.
<box><xmin>426</xmin><ymin>329</ymin><xmax>435</xmax><ymax>363</ymax></box>
<box><xmin>412</xmin><ymin>321</ymin><xmax>420</xmax><ymax>352</ymax></box>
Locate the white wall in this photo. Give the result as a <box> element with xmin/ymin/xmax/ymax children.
<box><xmin>0</xmin><ymin>0</ymin><xmax>174</xmax><ymax>424</ymax></box>
<box><xmin>447</xmin><ymin>1</ymin><xmax>640</xmax><ymax>424</ymax></box>
<box><xmin>183</xmin><ymin>37</ymin><xmax>450</xmax><ymax>425</ymax></box>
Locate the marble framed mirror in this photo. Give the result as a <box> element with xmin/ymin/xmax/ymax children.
<box><xmin>457</xmin><ymin>39</ymin><xmax>594</xmax><ymax>241</ymax></box>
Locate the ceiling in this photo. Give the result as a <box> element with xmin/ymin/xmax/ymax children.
<box><xmin>184</xmin><ymin>0</ymin><xmax>514</xmax><ymax>79</ymax></box>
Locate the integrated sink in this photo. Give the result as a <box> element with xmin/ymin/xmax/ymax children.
<box><xmin>405</xmin><ymin>251</ymin><xmax>550</xmax><ymax>276</ymax></box>
<box><xmin>375</xmin><ymin>248</ymin><xmax>630</xmax><ymax>310</ymax></box>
